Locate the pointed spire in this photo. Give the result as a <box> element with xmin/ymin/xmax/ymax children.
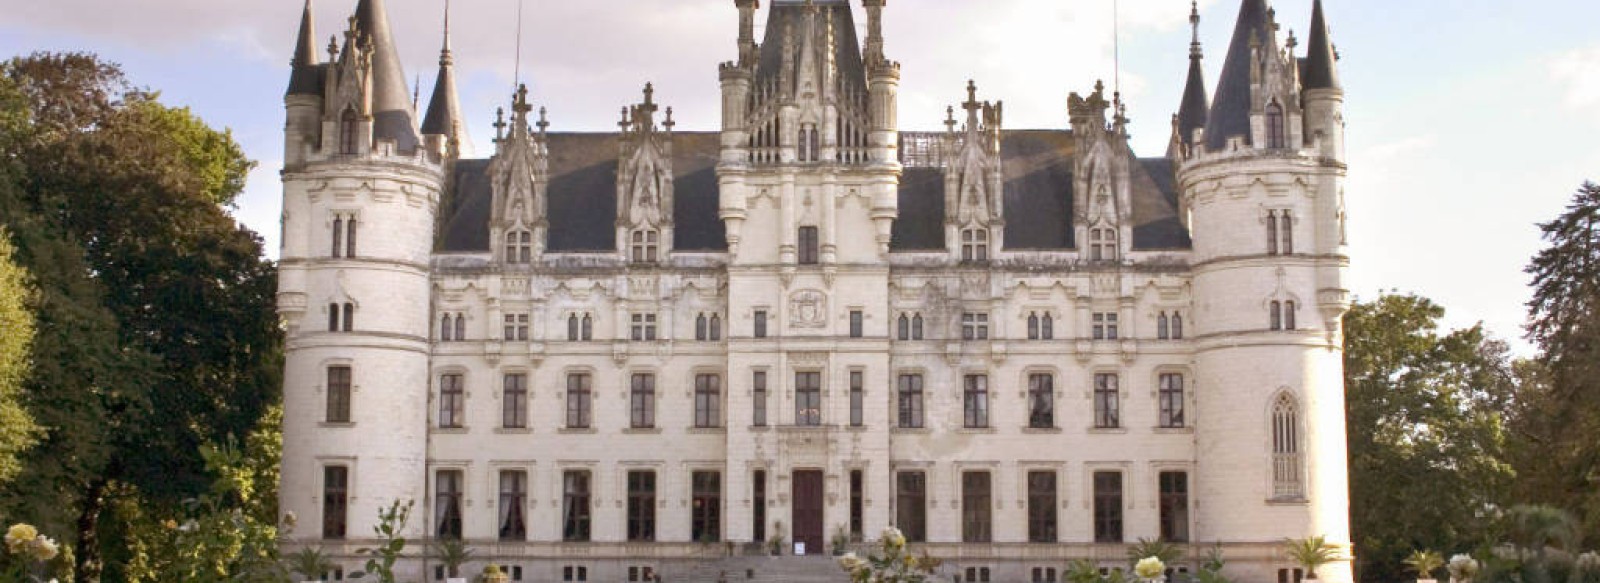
<box><xmin>1175</xmin><ymin>0</ymin><xmax>1209</xmax><ymax>146</ymax></box>
<box><xmin>422</xmin><ymin>0</ymin><xmax>473</xmax><ymax>157</ymax></box>
<box><xmin>286</xmin><ymin>0</ymin><xmax>323</xmax><ymax>96</ymax></box>
<box><xmin>1203</xmin><ymin>0</ymin><xmax>1274</xmax><ymax>150</ymax></box>
<box><xmin>1302</xmin><ymin>0</ymin><xmax>1341</xmax><ymax>91</ymax></box>
<box><xmin>353</xmin><ymin>0</ymin><xmax>415</xmax><ymax>115</ymax></box>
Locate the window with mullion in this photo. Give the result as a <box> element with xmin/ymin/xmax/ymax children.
<box><xmin>499</xmin><ymin>470</ymin><xmax>527</xmax><ymax>541</ymax></box>
<box><xmin>1092</xmin><ymin>471</ymin><xmax>1123</xmax><ymax>543</ymax></box>
<box><xmin>503</xmin><ymin>373</ymin><xmax>528</xmax><ymax>429</ymax></box>
<box><xmin>896</xmin><ymin>472</ymin><xmax>927</xmax><ymax>542</ymax></box>
<box><xmin>1027</xmin><ymin>471</ymin><xmax>1057</xmax><ymax>543</ymax></box>
<box><xmin>961</xmin><ymin>471</ymin><xmax>992</xmax><ymax>543</ymax></box>
<box><xmin>1159</xmin><ymin>471</ymin><xmax>1190</xmax><ymax>542</ymax></box>
<box><xmin>1159</xmin><ymin>374</ymin><xmax>1185</xmax><ymax>428</ymax></box>
<box><xmin>626</xmin><ymin>471</ymin><xmax>656</xmax><ymax>542</ymax></box>
<box><xmin>439</xmin><ymin>374</ymin><xmax>465</xmax><ymax>428</ymax></box>
<box><xmin>326</xmin><ymin>366</ymin><xmax>351</xmax><ymax>423</ymax></box>
<box><xmin>963</xmin><ymin>374</ymin><xmax>989</xmax><ymax>429</ymax></box>
<box><xmin>694</xmin><ymin>374</ymin><xmax>722</xmax><ymax>428</ymax></box>
<box><xmin>566</xmin><ymin>373</ymin><xmax>592</xmax><ymax>429</ymax></box>
<box><xmin>798</xmin><ymin>226</ymin><xmax>820</xmax><ymax>265</ymax></box>
<box><xmin>436</xmin><ymin>470</ymin><xmax>463</xmax><ymax>539</ymax></box>
<box><xmin>323</xmin><ymin>466</ymin><xmax>348</xmax><ymax>539</ymax></box>
<box><xmin>795</xmin><ymin>372</ymin><xmax>821</xmax><ymax>426</ymax></box>
<box><xmin>691</xmin><ymin>471</ymin><xmax>722</xmax><ymax>542</ymax></box>
<box><xmin>1093</xmin><ymin>373</ymin><xmax>1120</xmax><ymax>429</ymax></box>
<box><xmin>562</xmin><ymin>471</ymin><xmax>591</xmax><ymax>542</ymax></box>
<box><xmin>630</xmin><ymin>374</ymin><xmax>655</xmax><ymax>429</ymax></box>
<box><xmin>1028</xmin><ymin>374</ymin><xmax>1054</xmax><ymax>429</ymax></box>
<box><xmin>897</xmin><ymin>374</ymin><xmax>924</xmax><ymax>429</ymax></box>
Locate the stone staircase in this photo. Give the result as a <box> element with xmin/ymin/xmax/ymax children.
<box><xmin>665</xmin><ymin>555</ymin><xmax>853</xmax><ymax>583</ymax></box>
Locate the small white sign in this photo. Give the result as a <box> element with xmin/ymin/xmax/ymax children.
<box><xmin>794</xmin><ymin>542</ymin><xmax>807</xmax><ymax>556</ymax></box>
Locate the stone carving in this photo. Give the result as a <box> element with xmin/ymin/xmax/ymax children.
<box><xmin>790</xmin><ymin>290</ymin><xmax>826</xmax><ymax>327</ymax></box>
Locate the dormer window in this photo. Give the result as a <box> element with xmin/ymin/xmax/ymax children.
<box><xmin>339</xmin><ymin>107</ymin><xmax>359</xmax><ymax>155</ymax></box>
<box><xmin>1090</xmin><ymin>228</ymin><xmax>1118</xmax><ymax>262</ymax></box>
<box><xmin>961</xmin><ymin>228</ymin><xmax>989</xmax><ymax>262</ymax></box>
<box><xmin>506</xmin><ymin>230</ymin><xmax>532</xmax><ymax>265</ymax></box>
<box><xmin>1265</xmin><ymin>102</ymin><xmax>1286</xmax><ymax>149</ymax></box>
<box><xmin>630</xmin><ymin>229</ymin><xmax>659</xmax><ymax>264</ymax></box>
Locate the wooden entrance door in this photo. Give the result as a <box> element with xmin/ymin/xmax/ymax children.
<box><xmin>791</xmin><ymin>470</ymin><xmax>824</xmax><ymax>553</ymax></box>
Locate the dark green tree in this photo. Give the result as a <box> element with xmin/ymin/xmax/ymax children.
<box><xmin>1344</xmin><ymin>294</ymin><xmax>1519</xmax><ymax>583</ymax></box>
<box><xmin>1521</xmin><ymin>181</ymin><xmax>1600</xmax><ymax>545</ymax></box>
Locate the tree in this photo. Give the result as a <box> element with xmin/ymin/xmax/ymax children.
<box><xmin>1522</xmin><ymin>182</ymin><xmax>1600</xmax><ymax>544</ymax></box>
<box><xmin>1344</xmin><ymin>294</ymin><xmax>1519</xmax><ymax>583</ymax></box>
<box><xmin>0</xmin><ymin>227</ymin><xmax>39</xmax><ymax>487</ymax></box>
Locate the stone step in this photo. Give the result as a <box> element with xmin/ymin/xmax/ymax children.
<box><xmin>665</xmin><ymin>556</ymin><xmax>853</xmax><ymax>583</ymax></box>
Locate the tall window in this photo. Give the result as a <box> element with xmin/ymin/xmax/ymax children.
<box><xmin>442</xmin><ymin>313</ymin><xmax>455</xmax><ymax>342</ymax></box>
<box><xmin>1028</xmin><ymin>374</ymin><xmax>1054</xmax><ymax>429</ymax></box>
<box><xmin>849</xmin><ymin>470</ymin><xmax>865</xmax><ymax>541</ymax></box>
<box><xmin>1281</xmin><ymin>210</ymin><xmax>1294</xmax><ymax>254</ymax></box>
<box><xmin>439</xmin><ymin>374</ymin><xmax>464</xmax><ymax>429</ymax></box>
<box><xmin>323</xmin><ymin>466</ymin><xmax>348</xmax><ymax>539</ymax></box>
<box><xmin>896</xmin><ymin>472</ymin><xmax>927</xmax><ymax>542</ymax></box>
<box><xmin>752</xmin><ymin>371</ymin><xmax>768</xmax><ymax>427</ymax></box>
<box><xmin>1028</xmin><ymin>313</ymin><xmax>1039</xmax><ymax>340</ymax></box>
<box><xmin>1090</xmin><ymin>228</ymin><xmax>1118</xmax><ymax>261</ymax></box>
<box><xmin>1026</xmin><ymin>313</ymin><xmax>1053</xmax><ymax>340</ymax></box>
<box><xmin>342</xmin><ymin>302</ymin><xmax>353</xmax><ymax>332</ymax></box>
<box><xmin>1267</xmin><ymin>210</ymin><xmax>1280</xmax><ymax>255</ymax></box>
<box><xmin>566</xmin><ymin>373</ymin><xmax>592</xmax><ymax>429</ymax></box>
<box><xmin>898</xmin><ymin>374</ymin><xmax>925</xmax><ymax>429</ymax></box>
<box><xmin>1092</xmin><ymin>471</ymin><xmax>1123</xmax><ymax>543</ymax></box>
<box><xmin>1265</xmin><ymin>101</ymin><xmax>1286</xmax><ymax>149</ymax></box>
<box><xmin>630</xmin><ymin>313</ymin><xmax>657</xmax><ymax>341</ymax></box>
<box><xmin>631</xmin><ymin>229</ymin><xmax>659</xmax><ymax>264</ymax></box>
<box><xmin>503</xmin><ymin>373</ymin><xmax>528</xmax><ymax>429</ymax></box>
<box><xmin>1271</xmin><ymin>300</ymin><xmax>1284</xmax><ymax>331</ymax></box>
<box><xmin>329</xmin><ymin>303</ymin><xmax>353</xmax><ymax>333</ymax></box>
<box><xmin>961</xmin><ymin>228</ymin><xmax>990</xmax><ymax>262</ymax></box>
<box><xmin>1092</xmin><ymin>312</ymin><xmax>1119</xmax><ymax>340</ymax></box>
<box><xmin>695</xmin><ymin>313</ymin><xmax>722</xmax><ymax>341</ymax></box>
<box><xmin>344</xmin><ymin>216</ymin><xmax>357</xmax><ymax>258</ymax></box>
<box><xmin>849</xmin><ymin>371</ymin><xmax>865</xmax><ymax>427</ymax></box>
<box><xmin>795</xmin><ymin>372</ymin><xmax>821</xmax><ymax>426</ymax></box>
<box><xmin>1285</xmin><ymin>300</ymin><xmax>1298</xmax><ymax>330</ymax></box>
<box><xmin>568</xmin><ymin>314</ymin><xmax>582</xmax><ymax>341</ymax></box>
<box><xmin>339</xmin><ymin>107</ymin><xmax>359</xmax><ymax>155</ymax></box>
<box><xmin>1094</xmin><ymin>373</ymin><xmax>1120</xmax><ymax>429</ymax></box>
<box><xmin>581</xmin><ymin>314</ymin><xmax>593</xmax><ymax>340</ymax></box>
<box><xmin>694</xmin><ymin>374</ymin><xmax>721</xmax><ymax>428</ymax></box>
<box><xmin>1027</xmin><ymin>471</ymin><xmax>1057</xmax><ymax>543</ymax></box>
<box><xmin>626</xmin><ymin>471</ymin><xmax>656</xmax><ymax>542</ymax></box>
<box><xmin>562</xmin><ymin>471</ymin><xmax>592</xmax><ymax>541</ymax></box>
<box><xmin>849</xmin><ymin>310</ymin><xmax>864</xmax><ymax>338</ymax></box>
<box><xmin>436</xmin><ymin>470</ymin><xmax>463</xmax><ymax>539</ymax></box>
<box><xmin>962</xmin><ymin>472</ymin><xmax>992</xmax><ymax>543</ymax></box>
<box><xmin>630</xmin><ymin>374</ymin><xmax>655</xmax><ymax>429</ymax></box>
<box><xmin>691</xmin><ymin>471</ymin><xmax>722</xmax><ymax>543</ymax></box>
<box><xmin>1159</xmin><ymin>373</ymin><xmax>1185</xmax><ymax>428</ymax></box>
<box><xmin>798</xmin><ymin>226</ymin><xmax>820</xmax><ymax>265</ymax></box>
<box><xmin>962</xmin><ymin>313</ymin><xmax>989</xmax><ymax>340</ymax></box>
<box><xmin>326</xmin><ymin>366</ymin><xmax>351</xmax><ymax>423</ymax></box>
<box><xmin>753</xmin><ymin>310</ymin><xmax>768</xmax><ymax>338</ymax></box>
<box><xmin>1157</xmin><ymin>312</ymin><xmax>1170</xmax><ymax>340</ymax></box>
<box><xmin>752</xmin><ymin>470</ymin><xmax>767</xmax><ymax>542</ymax></box>
<box><xmin>504</xmin><ymin>314</ymin><xmax>529</xmax><ymax>341</ymax></box>
<box><xmin>332</xmin><ymin>216</ymin><xmax>343</xmax><ymax>258</ymax></box>
<box><xmin>963</xmin><ymin>375</ymin><xmax>990</xmax><ymax>429</ymax></box>
<box><xmin>1272</xmin><ymin>393</ymin><xmax>1304</xmax><ymax>499</ymax></box>
<box><xmin>1159</xmin><ymin>471</ymin><xmax>1190</xmax><ymax>542</ymax></box>
<box><xmin>506</xmin><ymin>230</ymin><xmax>532</xmax><ymax>264</ymax></box>
<box><xmin>500</xmin><ymin>470</ymin><xmax>528</xmax><ymax>541</ymax></box>
<box><xmin>1172</xmin><ymin>313</ymin><xmax>1184</xmax><ymax>339</ymax></box>
<box><xmin>912</xmin><ymin>314</ymin><xmax>924</xmax><ymax>339</ymax></box>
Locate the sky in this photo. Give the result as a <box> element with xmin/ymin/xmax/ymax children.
<box><xmin>2</xmin><ymin>0</ymin><xmax>1598</xmax><ymax>354</ymax></box>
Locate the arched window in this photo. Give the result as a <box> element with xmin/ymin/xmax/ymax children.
<box><xmin>912</xmin><ymin>314</ymin><xmax>924</xmax><ymax>340</ymax></box>
<box><xmin>331</xmin><ymin>216</ymin><xmax>344</xmax><ymax>258</ymax></box>
<box><xmin>1171</xmin><ymin>314</ymin><xmax>1184</xmax><ymax>340</ymax></box>
<box><xmin>1157</xmin><ymin>312</ymin><xmax>1170</xmax><ymax>340</ymax></box>
<box><xmin>1265</xmin><ymin>102</ymin><xmax>1285</xmax><ymax>149</ymax></box>
<box><xmin>1270</xmin><ymin>301</ymin><xmax>1283</xmax><ymax>331</ymax></box>
<box><xmin>1271</xmin><ymin>393</ymin><xmax>1304</xmax><ymax>499</ymax></box>
<box><xmin>340</xmin><ymin>107</ymin><xmax>360</xmax><ymax>155</ymax></box>
<box><xmin>709</xmin><ymin>314</ymin><xmax>721</xmax><ymax>341</ymax></box>
<box><xmin>1285</xmin><ymin>301</ymin><xmax>1298</xmax><ymax>331</ymax></box>
<box><xmin>328</xmin><ymin>303</ymin><xmax>340</xmax><ymax>332</ymax></box>
<box><xmin>442</xmin><ymin>314</ymin><xmax>454</xmax><ymax>341</ymax></box>
<box><xmin>454</xmin><ymin>314</ymin><xmax>465</xmax><ymax>341</ymax></box>
<box><xmin>1280</xmin><ymin>211</ymin><xmax>1294</xmax><ymax>255</ymax></box>
<box><xmin>342</xmin><ymin>302</ymin><xmax>354</xmax><ymax>332</ymax></box>
<box><xmin>1027</xmin><ymin>313</ymin><xmax>1040</xmax><ymax>340</ymax></box>
<box><xmin>1041</xmin><ymin>314</ymin><xmax>1053</xmax><ymax>340</ymax></box>
<box><xmin>345</xmin><ymin>216</ymin><xmax>357</xmax><ymax>258</ymax></box>
<box><xmin>809</xmin><ymin>128</ymin><xmax>820</xmax><ymax>163</ymax></box>
<box><xmin>1266</xmin><ymin>210</ymin><xmax>1279</xmax><ymax>255</ymax></box>
<box><xmin>696</xmin><ymin>314</ymin><xmax>709</xmax><ymax>341</ymax></box>
<box><xmin>569</xmin><ymin>314</ymin><xmax>581</xmax><ymax>341</ymax></box>
<box><xmin>581</xmin><ymin>314</ymin><xmax>593</xmax><ymax>340</ymax></box>
<box><xmin>898</xmin><ymin>314</ymin><xmax>910</xmax><ymax>341</ymax></box>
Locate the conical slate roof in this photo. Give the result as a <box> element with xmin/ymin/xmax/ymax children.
<box><xmin>286</xmin><ymin>0</ymin><xmax>323</xmax><ymax>96</ymax></box>
<box><xmin>354</xmin><ymin>0</ymin><xmax>421</xmax><ymax>151</ymax></box>
<box><xmin>1203</xmin><ymin>0</ymin><xmax>1273</xmax><ymax>150</ymax></box>
<box><xmin>1302</xmin><ymin>0</ymin><xmax>1341</xmax><ymax>91</ymax></box>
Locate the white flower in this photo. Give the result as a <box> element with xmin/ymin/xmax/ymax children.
<box><xmin>5</xmin><ymin>523</ymin><xmax>37</xmax><ymax>553</ymax></box>
<box><xmin>1135</xmin><ymin>557</ymin><xmax>1167</xmax><ymax>581</ymax></box>
<box><xmin>837</xmin><ymin>552</ymin><xmax>866</xmax><ymax>572</ymax></box>
<box><xmin>283</xmin><ymin>511</ymin><xmax>298</xmax><ymax>529</ymax></box>
<box><xmin>178</xmin><ymin>519</ymin><xmax>199</xmax><ymax>533</ymax></box>
<box><xmin>1577</xmin><ymin>552</ymin><xmax>1600</xmax><ymax>573</ymax></box>
<box><xmin>30</xmin><ymin>535</ymin><xmax>59</xmax><ymax>561</ymax></box>
<box><xmin>881</xmin><ymin>526</ymin><xmax>906</xmax><ymax>549</ymax></box>
<box><xmin>1447</xmin><ymin>554</ymin><xmax>1480</xmax><ymax>580</ymax></box>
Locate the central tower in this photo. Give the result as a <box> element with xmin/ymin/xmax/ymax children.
<box><xmin>716</xmin><ymin>0</ymin><xmax>902</xmax><ymax>552</ymax></box>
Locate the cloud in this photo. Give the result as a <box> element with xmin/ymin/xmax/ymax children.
<box><xmin>1548</xmin><ymin>44</ymin><xmax>1600</xmax><ymax>125</ymax></box>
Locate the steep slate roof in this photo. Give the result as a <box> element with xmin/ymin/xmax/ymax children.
<box><xmin>438</xmin><ymin>133</ymin><xmax>726</xmax><ymax>253</ymax></box>
<box><xmin>353</xmin><ymin>0</ymin><xmax>421</xmax><ymax>151</ymax></box>
<box><xmin>441</xmin><ymin>131</ymin><xmax>1188</xmax><ymax>255</ymax></box>
<box><xmin>756</xmin><ymin>0</ymin><xmax>868</xmax><ymax>90</ymax></box>
<box><xmin>1203</xmin><ymin>0</ymin><xmax>1273</xmax><ymax>151</ymax></box>
<box><xmin>1302</xmin><ymin>0</ymin><xmax>1341</xmax><ymax>91</ymax></box>
<box><xmin>286</xmin><ymin>0</ymin><xmax>324</xmax><ymax>96</ymax></box>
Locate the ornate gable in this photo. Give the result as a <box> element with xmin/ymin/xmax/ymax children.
<box><xmin>1070</xmin><ymin>81</ymin><xmax>1134</xmax><ymax>262</ymax></box>
<box><xmin>487</xmin><ymin>84</ymin><xmax>550</xmax><ymax>265</ymax></box>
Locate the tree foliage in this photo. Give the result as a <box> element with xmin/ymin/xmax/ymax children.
<box><xmin>1521</xmin><ymin>182</ymin><xmax>1600</xmax><ymax>544</ymax></box>
<box><xmin>1344</xmin><ymin>293</ymin><xmax>1519</xmax><ymax>583</ymax></box>
<box><xmin>0</xmin><ymin>227</ymin><xmax>39</xmax><ymax>486</ymax></box>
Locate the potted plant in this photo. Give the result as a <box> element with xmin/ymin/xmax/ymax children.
<box><xmin>480</xmin><ymin>564</ymin><xmax>510</xmax><ymax>583</ymax></box>
<box><xmin>1404</xmin><ymin>550</ymin><xmax>1444</xmax><ymax>583</ymax></box>
<box><xmin>288</xmin><ymin>546</ymin><xmax>334</xmax><ymax>583</ymax></box>
<box><xmin>432</xmin><ymin>538</ymin><xmax>474</xmax><ymax>583</ymax></box>
<box><xmin>1065</xmin><ymin>560</ymin><xmax>1103</xmax><ymax>583</ymax></box>
<box><xmin>767</xmin><ymin>533</ymin><xmax>786</xmax><ymax>557</ymax></box>
<box><xmin>1283</xmin><ymin>536</ymin><xmax>1342</xmax><ymax>580</ymax></box>
<box><xmin>831</xmin><ymin>525</ymin><xmax>851</xmax><ymax>556</ymax></box>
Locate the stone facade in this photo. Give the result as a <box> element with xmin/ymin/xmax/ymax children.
<box><xmin>276</xmin><ymin>1</ymin><xmax>1353</xmax><ymax>581</ymax></box>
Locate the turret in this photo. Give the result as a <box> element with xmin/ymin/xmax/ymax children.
<box><xmin>1179</xmin><ymin>1</ymin><xmax>1352</xmax><ymax>582</ymax></box>
<box><xmin>1301</xmin><ymin>0</ymin><xmax>1344</xmax><ymax>161</ymax></box>
<box><xmin>421</xmin><ymin>0</ymin><xmax>473</xmax><ymax>160</ymax></box>
<box><xmin>1169</xmin><ymin>0</ymin><xmax>1209</xmax><ymax>159</ymax></box>
<box><xmin>285</xmin><ymin>0</ymin><xmax>324</xmax><ymax>167</ymax></box>
<box><xmin>862</xmin><ymin>0</ymin><xmax>901</xmax><ymax>253</ymax></box>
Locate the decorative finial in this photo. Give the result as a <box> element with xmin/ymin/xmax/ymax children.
<box><xmin>513</xmin><ymin>83</ymin><xmax>532</xmax><ymax>114</ymax></box>
<box><xmin>493</xmin><ymin>106</ymin><xmax>507</xmax><ymax>141</ymax></box>
<box><xmin>664</xmin><ymin>107</ymin><xmax>675</xmax><ymax>131</ymax></box>
<box><xmin>1286</xmin><ymin>29</ymin><xmax>1298</xmax><ymax>52</ymax></box>
<box><xmin>537</xmin><ymin>107</ymin><xmax>549</xmax><ymax>134</ymax></box>
<box><xmin>619</xmin><ymin>107</ymin><xmax>631</xmax><ymax>131</ymax></box>
<box><xmin>327</xmin><ymin>35</ymin><xmax>339</xmax><ymax>61</ymax></box>
<box><xmin>644</xmin><ymin>82</ymin><xmax>655</xmax><ymax>106</ymax></box>
<box><xmin>945</xmin><ymin>106</ymin><xmax>957</xmax><ymax>132</ymax></box>
<box><xmin>1189</xmin><ymin>0</ymin><xmax>1202</xmax><ymax>58</ymax></box>
<box><xmin>413</xmin><ymin>75</ymin><xmax>420</xmax><ymax>109</ymax></box>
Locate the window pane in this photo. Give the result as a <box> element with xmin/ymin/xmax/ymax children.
<box><xmin>962</xmin><ymin>472</ymin><xmax>992</xmax><ymax>543</ymax></box>
<box><xmin>327</xmin><ymin>366</ymin><xmax>351</xmax><ymax>423</ymax></box>
<box><xmin>323</xmin><ymin>466</ymin><xmax>348</xmax><ymax>539</ymax></box>
<box><xmin>563</xmin><ymin>471</ymin><xmax>591</xmax><ymax>541</ymax></box>
<box><xmin>964</xmin><ymin>375</ymin><xmax>989</xmax><ymax>428</ymax></box>
<box><xmin>691</xmin><ymin>471</ymin><xmax>721</xmax><ymax>542</ymax></box>
<box><xmin>752</xmin><ymin>371</ymin><xmax>768</xmax><ymax>427</ymax></box>
<box><xmin>849</xmin><ymin>371</ymin><xmax>864</xmax><ymax>427</ymax></box>
<box><xmin>503</xmin><ymin>373</ymin><xmax>528</xmax><ymax>429</ymax></box>
<box><xmin>896</xmin><ymin>472</ymin><xmax>927</xmax><ymax>542</ymax></box>
<box><xmin>1029</xmin><ymin>374</ymin><xmax>1053</xmax><ymax>429</ymax></box>
<box><xmin>500</xmin><ymin>470</ymin><xmax>527</xmax><ymax>541</ymax></box>
<box><xmin>627</xmin><ymin>471</ymin><xmax>656</xmax><ymax>541</ymax></box>
<box><xmin>1027</xmin><ymin>471</ymin><xmax>1057</xmax><ymax>543</ymax></box>
<box><xmin>1093</xmin><ymin>472</ymin><xmax>1123</xmax><ymax>543</ymax></box>
<box><xmin>631</xmin><ymin>374</ymin><xmax>655</xmax><ymax>428</ymax></box>
<box><xmin>1160</xmin><ymin>471</ymin><xmax>1190</xmax><ymax>542</ymax></box>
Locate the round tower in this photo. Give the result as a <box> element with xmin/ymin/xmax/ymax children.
<box><xmin>277</xmin><ymin>0</ymin><xmax>440</xmax><ymax>565</ymax></box>
<box><xmin>1180</xmin><ymin>1</ymin><xmax>1351</xmax><ymax>582</ymax></box>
